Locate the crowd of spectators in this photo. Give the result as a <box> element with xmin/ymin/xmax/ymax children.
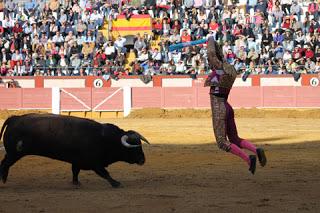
<box><xmin>0</xmin><ymin>0</ymin><xmax>320</xmax><ymax>79</ymax></box>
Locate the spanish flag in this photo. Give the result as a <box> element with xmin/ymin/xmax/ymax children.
<box><xmin>111</xmin><ymin>15</ymin><xmax>152</xmax><ymax>39</ymax></box>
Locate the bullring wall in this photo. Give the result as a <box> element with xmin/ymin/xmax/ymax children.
<box><xmin>0</xmin><ymin>85</ymin><xmax>319</xmax><ymax>111</ymax></box>
<box><xmin>0</xmin><ymin>75</ymin><xmax>319</xmax><ymax>118</ymax></box>
<box><xmin>0</xmin><ymin>74</ymin><xmax>318</xmax><ymax>88</ymax></box>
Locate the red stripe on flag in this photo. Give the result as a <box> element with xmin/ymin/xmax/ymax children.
<box><xmin>116</xmin><ymin>15</ymin><xmax>151</xmax><ymax>19</ymax></box>
<box><xmin>111</xmin><ymin>26</ymin><xmax>152</xmax><ymax>31</ymax></box>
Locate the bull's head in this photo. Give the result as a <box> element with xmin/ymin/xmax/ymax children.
<box><xmin>121</xmin><ymin>130</ymin><xmax>150</xmax><ymax>165</ymax></box>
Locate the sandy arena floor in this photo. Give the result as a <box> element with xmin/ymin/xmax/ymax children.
<box><xmin>0</xmin><ymin>110</ymin><xmax>319</xmax><ymax>213</ymax></box>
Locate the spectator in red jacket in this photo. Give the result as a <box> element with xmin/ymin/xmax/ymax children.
<box><xmin>153</xmin><ymin>19</ymin><xmax>163</xmax><ymax>35</ymax></box>
<box><xmin>305</xmin><ymin>46</ymin><xmax>314</xmax><ymax>59</ymax></box>
<box><xmin>12</xmin><ymin>23</ymin><xmax>23</xmax><ymax>34</ymax></box>
<box><xmin>282</xmin><ymin>17</ymin><xmax>291</xmax><ymax>29</ymax></box>
<box><xmin>292</xmin><ymin>45</ymin><xmax>304</xmax><ymax>61</ymax></box>
<box><xmin>0</xmin><ymin>62</ymin><xmax>8</xmax><ymax>76</ymax></box>
<box><xmin>171</xmin><ymin>20</ymin><xmax>181</xmax><ymax>33</ymax></box>
<box><xmin>181</xmin><ymin>29</ymin><xmax>191</xmax><ymax>43</ymax></box>
<box><xmin>0</xmin><ymin>25</ymin><xmax>4</xmax><ymax>37</ymax></box>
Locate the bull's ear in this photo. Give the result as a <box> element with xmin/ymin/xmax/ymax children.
<box><xmin>101</xmin><ymin>123</ymin><xmax>124</xmax><ymax>137</ymax></box>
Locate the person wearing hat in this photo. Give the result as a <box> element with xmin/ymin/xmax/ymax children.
<box><xmin>204</xmin><ymin>37</ymin><xmax>267</xmax><ymax>175</ymax></box>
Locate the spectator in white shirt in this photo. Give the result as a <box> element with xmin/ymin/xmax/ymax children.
<box><xmin>137</xmin><ymin>48</ymin><xmax>149</xmax><ymax>63</ymax></box>
<box><xmin>90</xmin><ymin>10</ymin><xmax>103</xmax><ymax>28</ymax></box>
<box><xmin>168</xmin><ymin>50</ymin><xmax>181</xmax><ymax>64</ymax></box>
<box><xmin>151</xmin><ymin>48</ymin><xmax>162</xmax><ymax>65</ymax></box>
<box><xmin>52</xmin><ymin>31</ymin><xmax>64</xmax><ymax>46</ymax></box>
<box><xmin>175</xmin><ymin>60</ymin><xmax>186</xmax><ymax>74</ymax></box>
<box><xmin>104</xmin><ymin>41</ymin><xmax>116</xmax><ymax>60</ymax></box>
<box><xmin>114</xmin><ymin>35</ymin><xmax>127</xmax><ymax>54</ymax></box>
<box><xmin>283</xmin><ymin>50</ymin><xmax>292</xmax><ymax>63</ymax></box>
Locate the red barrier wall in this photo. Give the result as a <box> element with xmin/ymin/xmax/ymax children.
<box><xmin>1</xmin><ymin>86</ymin><xmax>320</xmax><ymax>111</ymax></box>
<box><xmin>132</xmin><ymin>88</ymin><xmax>162</xmax><ymax>108</ymax></box>
<box><xmin>92</xmin><ymin>88</ymin><xmax>123</xmax><ymax>111</ymax></box>
<box><xmin>60</xmin><ymin>88</ymin><xmax>92</xmax><ymax>111</ymax></box>
<box><xmin>228</xmin><ymin>87</ymin><xmax>261</xmax><ymax>107</ymax></box>
<box><xmin>296</xmin><ymin>87</ymin><xmax>320</xmax><ymax>107</ymax></box>
<box><xmin>1</xmin><ymin>74</ymin><xmax>319</xmax><ymax>88</ymax></box>
<box><xmin>22</xmin><ymin>88</ymin><xmax>52</xmax><ymax>109</ymax></box>
<box><xmin>0</xmin><ymin>88</ymin><xmax>22</xmax><ymax>109</ymax></box>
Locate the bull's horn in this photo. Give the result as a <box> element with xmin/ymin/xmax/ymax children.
<box><xmin>130</xmin><ymin>131</ymin><xmax>150</xmax><ymax>145</ymax></box>
<box><xmin>121</xmin><ymin>135</ymin><xmax>141</xmax><ymax>148</ymax></box>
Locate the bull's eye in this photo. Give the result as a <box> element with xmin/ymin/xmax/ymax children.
<box><xmin>16</xmin><ymin>140</ymin><xmax>23</xmax><ymax>152</ymax></box>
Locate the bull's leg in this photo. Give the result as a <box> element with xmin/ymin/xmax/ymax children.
<box><xmin>0</xmin><ymin>154</ymin><xmax>22</xmax><ymax>183</ymax></box>
<box><xmin>93</xmin><ymin>167</ymin><xmax>121</xmax><ymax>188</ymax></box>
<box><xmin>72</xmin><ymin>164</ymin><xmax>81</xmax><ymax>186</ymax></box>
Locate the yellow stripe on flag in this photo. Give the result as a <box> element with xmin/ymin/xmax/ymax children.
<box><xmin>112</xmin><ymin>18</ymin><xmax>151</xmax><ymax>28</ymax></box>
<box><xmin>110</xmin><ymin>15</ymin><xmax>153</xmax><ymax>39</ymax></box>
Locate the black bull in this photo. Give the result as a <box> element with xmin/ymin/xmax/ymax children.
<box><xmin>0</xmin><ymin>113</ymin><xmax>150</xmax><ymax>188</ymax></box>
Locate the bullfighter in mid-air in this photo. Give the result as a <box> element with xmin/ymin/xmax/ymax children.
<box><xmin>205</xmin><ymin>37</ymin><xmax>267</xmax><ymax>174</ymax></box>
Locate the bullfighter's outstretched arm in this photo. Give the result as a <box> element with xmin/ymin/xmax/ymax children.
<box><xmin>206</xmin><ymin>37</ymin><xmax>241</xmax><ymax>76</ymax></box>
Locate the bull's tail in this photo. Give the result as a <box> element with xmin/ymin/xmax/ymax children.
<box><xmin>0</xmin><ymin>116</ymin><xmax>18</xmax><ymax>141</ymax></box>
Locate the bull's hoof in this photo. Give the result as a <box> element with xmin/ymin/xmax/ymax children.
<box><xmin>1</xmin><ymin>174</ymin><xmax>7</xmax><ymax>184</ymax></box>
<box><xmin>111</xmin><ymin>181</ymin><xmax>122</xmax><ymax>188</ymax></box>
<box><xmin>72</xmin><ymin>181</ymin><xmax>81</xmax><ymax>187</ymax></box>
<box><xmin>0</xmin><ymin>169</ymin><xmax>7</xmax><ymax>184</ymax></box>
